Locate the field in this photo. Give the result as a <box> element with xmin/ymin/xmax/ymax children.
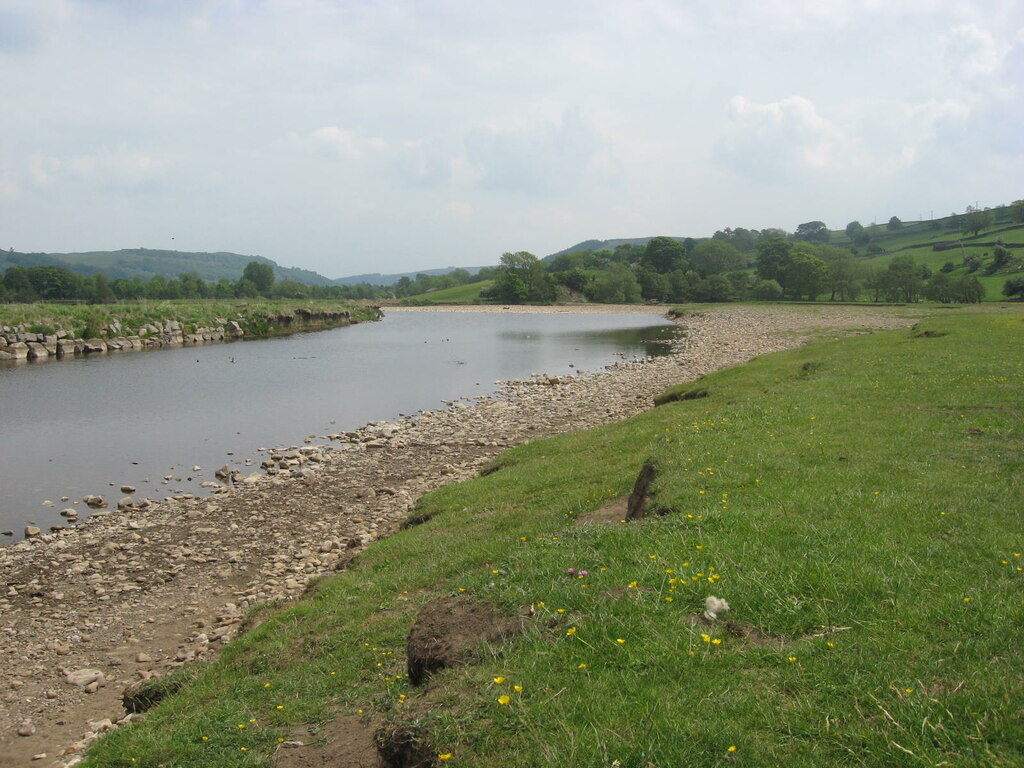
<box><xmin>400</xmin><ymin>280</ymin><xmax>492</xmax><ymax>305</ymax></box>
<box><xmin>76</xmin><ymin>304</ymin><xmax>1024</xmax><ymax>767</ymax></box>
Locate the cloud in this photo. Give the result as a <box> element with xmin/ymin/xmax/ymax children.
<box><xmin>715</xmin><ymin>95</ymin><xmax>865</xmax><ymax>179</ymax></box>
<box><xmin>28</xmin><ymin>154</ymin><xmax>62</xmax><ymax>187</ymax></box>
<box><xmin>68</xmin><ymin>147</ymin><xmax>168</xmax><ymax>190</ymax></box>
<box><xmin>396</xmin><ymin>139</ymin><xmax>452</xmax><ymax>187</ymax></box>
<box><xmin>943</xmin><ymin>23</ymin><xmax>1009</xmax><ymax>78</ymax></box>
<box><xmin>0</xmin><ymin>6</ymin><xmax>47</xmax><ymax>53</ymax></box>
<box><xmin>300</xmin><ymin>127</ymin><xmax>387</xmax><ymax>160</ymax></box>
<box><xmin>444</xmin><ymin>201</ymin><xmax>473</xmax><ymax>218</ymax></box>
<box><xmin>464</xmin><ymin>107</ymin><xmax>605</xmax><ymax>195</ymax></box>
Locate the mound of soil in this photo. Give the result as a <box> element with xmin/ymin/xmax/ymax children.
<box><xmin>406</xmin><ymin>595</ymin><xmax>519</xmax><ymax>686</ymax></box>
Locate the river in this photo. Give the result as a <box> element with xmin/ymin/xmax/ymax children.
<box><xmin>0</xmin><ymin>309</ymin><xmax>675</xmax><ymax>538</ymax></box>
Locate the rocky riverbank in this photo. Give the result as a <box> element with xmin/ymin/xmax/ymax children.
<box><xmin>0</xmin><ymin>306</ymin><xmax>377</xmax><ymax>364</ymax></box>
<box><xmin>0</xmin><ymin>304</ymin><xmax>924</xmax><ymax>767</ymax></box>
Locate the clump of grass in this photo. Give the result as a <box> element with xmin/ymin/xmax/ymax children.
<box><xmin>79</xmin><ymin>307</ymin><xmax>1024</xmax><ymax>767</ymax></box>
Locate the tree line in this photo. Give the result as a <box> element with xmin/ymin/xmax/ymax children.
<box><xmin>0</xmin><ymin>261</ymin><xmax>389</xmax><ymax>304</ymax></box>
<box><xmin>483</xmin><ymin>234</ymin><xmax>991</xmax><ymax>306</ymax></box>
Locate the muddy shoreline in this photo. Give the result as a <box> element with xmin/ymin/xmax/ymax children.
<box><xmin>0</xmin><ymin>304</ymin><xmax>923</xmax><ymax>767</ymax></box>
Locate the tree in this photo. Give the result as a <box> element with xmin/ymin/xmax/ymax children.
<box><xmin>642</xmin><ymin>237</ymin><xmax>687</xmax><ymax>274</ymax></box>
<box><xmin>962</xmin><ymin>209</ymin><xmax>995</xmax><ymax>237</ymax></box>
<box><xmin>1002</xmin><ymin>276</ymin><xmax>1024</xmax><ymax>299</ymax></box>
<box><xmin>753</xmin><ymin>279</ymin><xmax>783</xmax><ymax>301</ymax></box>
<box><xmin>887</xmin><ymin>216</ymin><xmax>903</xmax><ymax>231</ymax></box>
<box><xmin>242</xmin><ymin>261</ymin><xmax>275</xmax><ymax>294</ymax></box>
<box><xmin>1010</xmin><ymin>200</ymin><xmax>1024</xmax><ymax>224</ymax></box>
<box><xmin>783</xmin><ymin>247</ymin><xmax>829</xmax><ymax>300</ymax></box>
<box><xmin>693</xmin><ymin>274</ymin><xmax>734</xmax><ymax>302</ymax></box>
<box><xmin>845</xmin><ymin>220</ymin><xmax>870</xmax><ymax>245</ymax></box>
<box><xmin>755</xmin><ymin>238</ymin><xmax>792</xmax><ymax>285</ymax></box>
<box><xmin>235</xmin><ymin>278</ymin><xmax>260</xmax><ymax>298</ymax></box>
<box><xmin>882</xmin><ymin>255</ymin><xmax>923</xmax><ymax>302</ymax></box>
<box><xmin>691</xmin><ymin>240</ymin><xmax>746</xmax><ymax>275</ymax></box>
<box><xmin>794</xmin><ymin>221</ymin><xmax>830</xmax><ymax>244</ymax></box>
<box><xmin>584</xmin><ymin>264</ymin><xmax>641</xmax><ymax>303</ymax></box>
<box><xmin>485</xmin><ymin>252</ymin><xmax>556</xmax><ymax>304</ymax></box>
<box><xmin>635</xmin><ymin>266</ymin><xmax>671</xmax><ymax>301</ymax></box>
<box><xmin>925</xmin><ymin>272</ymin><xmax>954</xmax><ymax>303</ymax></box>
<box><xmin>951</xmin><ymin>275</ymin><xmax>984</xmax><ymax>303</ymax></box>
<box><xmin>818</xmin><ymin>245</ymin><xmax>861</xmax><ymax>301</ymax></box>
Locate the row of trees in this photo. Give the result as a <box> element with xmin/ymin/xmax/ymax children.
<box><xmin>483</xmin><ymin>233</ymin><xmax>995</xmax><ymax>306</ymax></box>
<box><xmin>0</xmin><ymin>262</ymin><xmax>390</xmax><ymax>304</ymax></box>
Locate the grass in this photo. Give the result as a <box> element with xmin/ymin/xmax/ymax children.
<box><xmin>0</xmin><ymin>299</ymin><xmax>380</xmax><ymax>339</ymax></box>
<box><xmin>402</xmin><ymin>280</ymin><xmax>492</xmax><ymax>304</ymax></box>
<box><xmin>78</xmin><ymin>305</ymin><xmax>1024</xmax><ymax>767</ymax></box>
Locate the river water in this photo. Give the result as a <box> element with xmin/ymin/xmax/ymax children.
<box><xmin>0</xmin><ymin>310</ymin><xmax>675</xmax><ymax>539</ymax></box>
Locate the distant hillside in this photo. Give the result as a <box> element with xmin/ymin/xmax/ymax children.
<box><xmin>0</xmin><ymin>248</ymin><xmax>338</xmax><ymax>286</ymax></box>
<box><xmin>333</xmin><ymin>266</ymin><xmax>487</xmax><ymax>286</ymax></box>
<box><xmin>544</xmin><ymin>237</ymin><xmax>686</xmax><ymax>261</ymax></box>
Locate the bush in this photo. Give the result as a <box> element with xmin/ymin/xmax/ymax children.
<box><xmin>752</xmin><ymin>279</ymin><xmax>783</xmax><ymax>301</ymax></box>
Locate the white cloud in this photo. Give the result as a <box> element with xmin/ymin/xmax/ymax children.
<box><xmin>302</xmin><ymin>127</ymin><xmax>387</xmax><ymax>160</ymax></box>
<box><xmin>69</xmin><ymin>147</ymin><xmax>168</xmax><ymax>189</ymax></box>
<box><xmin>943</xmin><ymin>23</ymin><xmax>1009</xmax><ymax>78</ymax></box>
<box><xmin>28</xmin><ymin>154</ymin><xmax>61</xmax><ymax>187</ymax></box>
<box><xmin>396</xmin><ymin>139</ymin><xmax>452</xmax><ymax>187</ymax></box>
<box><xmin>464</xmin><ymin>107</ymin><xmax>606</xmax><ymax>195</ymax></box>
<box><xmin>716</xmin><ymin>95</ymin><xmax>865</xmax><ymax>178</ymax></box>
<box><xmin>444</xmin><ymin>201</ymin><xmax>473</xmax><ymax>218</ymax></box>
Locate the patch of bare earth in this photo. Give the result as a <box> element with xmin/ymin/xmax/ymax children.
<box><xmin>0</xmin><ymin>304</ymin><xmax>922</xmax><ymax>766</ymax></box>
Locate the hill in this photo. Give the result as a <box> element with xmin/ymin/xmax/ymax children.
<box><xmin>0</xmin><ymin>248</ymin><xmax>339</xmax><ymax>286</ymax></box>
<box><xmin>544</xmin><ymin>236</ymin><xmax>684</xmax><ymax>261</ymax></box>
<box><xmin>334</xmin><ymin>266</ymin><xmax>487</xmax><ymax>286</ymax></box>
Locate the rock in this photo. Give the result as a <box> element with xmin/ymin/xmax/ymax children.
<box><xmin>18</xmin><ymin>719</ymin><xmax>36</xmax><ymax>736</ymax></box>
<box><xmin>117</xmin><ymin>496</ymin><xmax>134</xmax><ymax>510</ymax></box>
<box><xmin>24</xmin><ymin>526</ymin><xmax>41</xmax><ymax>538</ymax></box>
<box><xmin>120</xmin><ymin>485</ymin><xmax>136</xmax><ymax>494</ymax></box>
<box><xmin>65</xmin><ymin>669</ymin><xmax>105</xmax><ymax>688</ymax></box>
<box><xmin>83</xmin><ymin>495</ymin><xmax>105</xmax><ymax>509</ymax></box>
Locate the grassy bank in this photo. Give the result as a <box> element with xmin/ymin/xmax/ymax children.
<box><xmin>0</xmin><ymin>299</ymin><xmax>381</xmax><ymax>339</ymax></box>
<box><xmin>81</xmin><ymin>306</ymin><xmax>1023</xmax><ymax>767</ymax></box>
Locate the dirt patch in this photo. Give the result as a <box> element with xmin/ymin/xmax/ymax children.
<box><xmin>376</xmin><ymin>723</ymin><xmax>436</xmax><ymax>768</ymax></box>
<box><xmin>722</xmin><ymin>619</ymin><xmax>788</xmax><ymax>649</ymax></box>
<box><xmin>406</xmin><ymin>595</ymin><xmax>520</xmax><ymax>686</ymax></box>
<box><xmin>575</xmin><ymin>497</ymin><xmax>627</xmax><ymax>525</ymax></box>
<box><xmin>274</xmin><ymin>716</ymin><xmax>380</xmax><ymax>768</ymax></box>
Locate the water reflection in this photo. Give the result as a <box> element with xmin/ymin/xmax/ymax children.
<box><xmin>0</xmin><ymin>310</ymin><xmax>675</xmax><ymax>537</ymax></box>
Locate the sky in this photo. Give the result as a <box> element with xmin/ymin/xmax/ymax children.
<box><xmin>1</xmin><ymin>0</ymin><xmax>1022</xmax><ymax>279</ymax></box>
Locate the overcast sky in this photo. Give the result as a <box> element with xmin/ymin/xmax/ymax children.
<box><xmin>2</xmin><ymin>0</ymin><xmax>1022</xmax><ymax>278</ymax></box>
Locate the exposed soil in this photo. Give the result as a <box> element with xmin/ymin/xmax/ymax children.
<box><xmin>406</xmin><ymin>595</ymin><xmax>520</xmax><ymax>687</ymax></box>
<box><xmin>0</xmin><ymin>304</ymin><xmax>922</xmax><ymax>767</ymax></box>
<box><xmin>274</xmin><ymin>716</ymin><xmax>380</xmax><ymax>768</ymax></box>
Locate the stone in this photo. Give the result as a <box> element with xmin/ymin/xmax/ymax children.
<box><xmin>24</xmin><ymin>526</ymin><xmax>41</xmax><ymax>538</ymax></box>
<box><xmin>117</xmin><ymin>497</ymin><xmax>134</xmax><ymax>510</ymax></box>
<box><xmin>83</xmin><ymin>495</ymin><xmax>105</xmax><ymax>508</ymax></box>
<box><xmin>120</xmin><ymin>485</ymin><xmax>136</xmax><ymax>494</ymax></box>
<box><xmin>17</xmin><ymin>719</ymin><xmax>36</xmax><ymax>736</ymax></box>
<box><xmin>65</xmin><ymin>669</ymin><xmax>105</xmax><ymax>688</ymax></box>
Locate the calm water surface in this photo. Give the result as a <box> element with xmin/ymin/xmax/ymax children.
<box><xmin>0</xmin><ymin>310</ymin><xmax>675</xmax><ymax>538</ymax></box>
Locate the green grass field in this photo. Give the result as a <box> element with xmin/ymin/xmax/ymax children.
<box><xmin>80</xmin><ymin>305</ymin><xmax>1024</xmax><ymax>767</ymax></box>
<box><xmin>401</xmin><ymin>281</ymin><xmax>492</xmax><ymax>305</ymax></box>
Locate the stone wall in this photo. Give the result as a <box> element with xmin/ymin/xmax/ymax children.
<box><xmin>0</xmin><ymin>310</ymin><xmax>357</xmax><ymax>363</ymax></box>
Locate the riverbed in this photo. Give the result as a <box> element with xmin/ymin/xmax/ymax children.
<box><xmin>0</xmin><ymin>310</ymin><xmax>676</xmax><ymax>537</ymax></box>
